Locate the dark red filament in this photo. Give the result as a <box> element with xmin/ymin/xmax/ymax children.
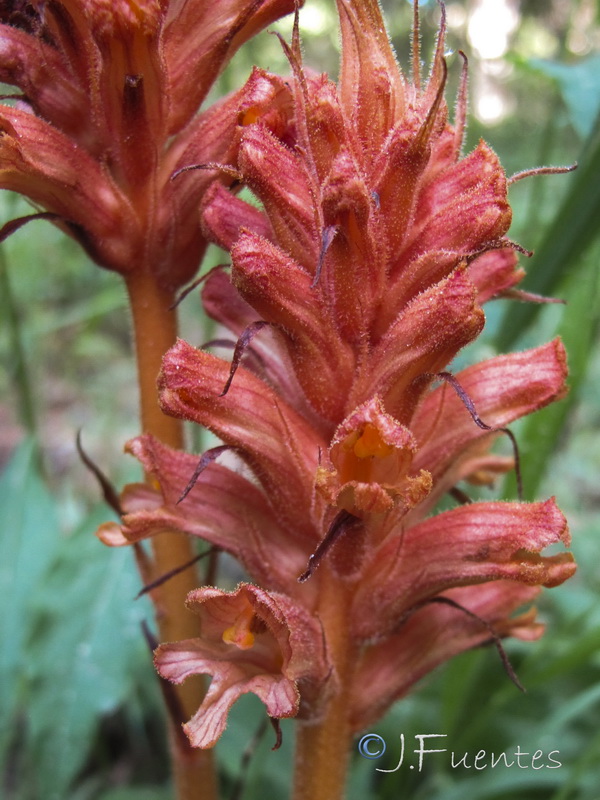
<box><xmin>170</xmin><ymin>162</ymin><xmax>242</xmax><ymax>182</ymax></box>
<box><xmin>0</xmin><ymin>212</ymin><xmax>64</xmax><ymax>243</ymax></box>
<box><xmin>435</xmin><ymin>371</ymin><xmax>523</xmax><ymax>501</ymax></box>
<box><xmin>141</xmin><ymin>621</ymin><xmax>190</xmax><ymax>741</ymax></box>
<box><xmin>298</xmin><ymin>510</ymin><xmax>362</xmax><ymax>582</ymax></box>
<box><xmin>498</xmin><ymin>288</ymin><xmax>565</xmax><ymax>305</ymax></box>
<box><xmin>229</xmin><ymin>716</ymin><xmax>282</xmax><ymax>800</ymax></box>
<box><xmin>177</xmin><ymin>444</ymin><xmax>236</xmax><ymax>504</ymax></box>
<box><xmin>399</xmin><ymin>595</ymin><xmax>525</xmax><ymax>692</ymax></box>
<box><xmin>449</xmin><ymin>486</ymin><xmax>473</xmax><ymax>505</ymax></box>
<box><xmin>508</xmin><ymin>163</ymin><xmax>577</xmax><ymax>185</ymax></box>
<box><xmin>135</xmin><ymin>548</ymin><xmax>217</xmax><ymax>599</ymax></box>
<box><xmin>465</xmin><ymin>237</ymin><xmax>534</xmax><ymax>263</ymax></box>
<box><xmin>76</xmin><ymin>430</ymin><xmax>123</xmax><ymax>516</ymax></box>
<box><xmin>219</xmin><ymin>320</ymin><xmax>271</xmax><ymax>397</ymax></box>
<box><xmin>169</xmin><ymin>264</ymin><xmax>228</xmax><ymax>310</ymax></box>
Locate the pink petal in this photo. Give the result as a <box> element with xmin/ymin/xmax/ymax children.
<box><xmin>0</xmin><ymin>23</ymin><xmax>87</xmax><ymax>136</ymax></box>
<box><xmin>320</xmin><ymin>147</ymin><xmax>387</xmax><ymax>339</ymax></box>
<box><xmin>201</xmin><ymin>181</ymin><xmax>273</xmax><ymax>250</ymax></box>
<box><xmin>354</xmin><ymin>498</ymin><xmax>574</xmax><ymax>639</ymax></box>
<box><xmin>316</xmin><ymin>396</ymin><xmax>432</xmax><ymax>515</ymax></box>
<box><xmin>239</xmin><ymin>124</ymin><xmax>318</xmax><ymax>271</ymax></box>
<box><xmin>0</xmin><ymin>107</ymin><xmax>140</xmax><ymax>271</ymax></box>
<box><xmin>96</xmin><ymin>435</ymin><xmax>313</xmax><ymax>590</ymax></box>
<box><xmin>158</xmin><ymin>339</ymin><xmax>321</xmax><ymax>534</ymax></box>
<box><xmin>335</xmin><ymin>0</ymin><xmax>405</xmax><ymax>157</ymax></box>
<box><xmin>404</xmin><ymin>140</ymin><xmax>511</xmax><ymax>260</ymax></box>
<box><xmin>231</xmin><ymin>232</ymin><xmax>355</xmax><ymax>420</ymax></box>
<box><xmin>349</xmin><ymin>269</ymin><xmax>484</xmax><ymax>420</ymax></box>
<box><xmin>350</xmin><ymin>582</ymin><xmax>543</xmax><ymax>731</ymax></box>
<box><xmin>201</xmin><ymin>270</ymin><xmax>322</xmax><ymax>421</ymax></box>
<box><xmin>411</xmin><ymin>338</ymin><xmax>568</xmax><ymax>479</ymax></box>
<box><xmin>469</xmin><ymin>249</ymin><xmax>525</xmax><ymax>303</ymax></box>
<box><xmin>164</xmin><ymin>0</ymin><xmax>297</xmax><ymax>134</ymax></box>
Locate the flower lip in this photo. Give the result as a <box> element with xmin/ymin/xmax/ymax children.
<box><xmin>220</xmin><ymin>594</ymin><xmax>272</xmax><ymax>654</ymax></box>
<box><xmin>316</xmin><ymin>395</ymin><xmax>432</xmax><ymax>516</ymax></box>
<box><xmin>154</xmin><ymin>583</ymin><xmax>331</xmax><ymax>748</ymax></box>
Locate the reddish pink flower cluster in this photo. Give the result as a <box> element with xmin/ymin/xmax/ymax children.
<box><xmin>97</xmin><ymin>0</ymin><xmax>575</xmax><ymax>747</ymax></box>
<box><xmin>0</xmin><ymin>0</ymin><xmax>294</xmax><ymax>288</ymax></box>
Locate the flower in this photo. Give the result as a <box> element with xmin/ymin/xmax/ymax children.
<box><xmin>314</xmin><ymin>395</ymin><xmax>432</xmax><ymax>516</ymax></box>
<box><xmin>99</xmin><ymin>0</ymin><xmax>575</xmax><ymax>746</ymax></box>
<box><xmin>0</xmin><ymin>0</ymin><xmax>296</xmax><ymax>289</ymax></box>
<box><xmin>154</xmin><ymin>583</ymin><xmax>330</xmax><ymax>747</ymax></box>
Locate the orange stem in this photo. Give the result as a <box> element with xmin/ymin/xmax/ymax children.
<box><xmin>126</xmin><ymin>269</ymin><xmax>217</xmax><ymax>800</ymax></box>
<box><xmin>292</xmin><ymin>573</ymin><xmax>355</xmax><ymax>800</ymax></box>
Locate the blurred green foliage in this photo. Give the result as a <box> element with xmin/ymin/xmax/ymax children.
<box><xmin>1</xmin><ymin>1</ymin><xmax>599</xmax><ymax>798</ymax></box>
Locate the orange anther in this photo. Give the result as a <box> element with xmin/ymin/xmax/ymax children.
<box><xmin>222</xmin><ymin>604</ymin><xmax>256</xmax><ymax>650</ymax></box>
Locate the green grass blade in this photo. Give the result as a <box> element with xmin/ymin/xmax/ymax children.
<box><xmin>0</xmin><ymin>246</ymin><xmax>38</xmax><ymax>435</ymax></box>
<box><xmin>0</xmin><ymin>440</ymin><xmax>60</xmax><ymax>771</ymax></box>
<box><xmin>497</xmin><ymin>122</ymin><xmax>600</xmax><ymax>352</ymax></box>
<box><xmin>503</xmin><ymin>238</ymin><xmax>600</xmax><ymax>500</ymax></box>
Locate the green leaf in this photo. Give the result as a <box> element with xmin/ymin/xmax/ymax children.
<box><xmin>0</xmin><ymin>248</ymin><xmax>38</xmax><ymax>434</ymax></box>
<box><xmin>0</xmin><ymin>439</ymin><xmax>60</xmax><ymax>768</ymax></box>
<box><xmin>502</xmin><ymin>239</ymin><xmax>600</xmax><ymax>500</ymax></box>
<box><xmin>96</xmin><ymin>789</ymin><xmax>171</xmax><ymax>800</ymax></box>
<box><xmin>530</xmin><ymin>55</ymin><xmax>600</xmax><ymax>140</ymax></box>
<box><xmin>216</xmin><ymin>694</ymin><xmax>295</xmax><ymax>799</ymax></box>
<box><xmin>549</xmin><ymin>727</ymin><xmax>600</xmax><ymax>800</ymax></box>
<box><xmin>497</xmin><ymin>122</ymin><xmax>600</xmax><ymax>352</ymax></box>
<box><xmin>25</xmin><ymin>506</ymin><xmax>154</xmax><ymax>799</ymax></box>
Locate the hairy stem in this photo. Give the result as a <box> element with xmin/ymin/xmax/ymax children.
<box><xmin>126</xmin><ymin>269</ymin><xmax>217</xmax><ymax>800</ymax></box>
<box><xmin>292</xmin><ymin>574</ymin><xmax>355</xmax><ymax>800</ymax></box>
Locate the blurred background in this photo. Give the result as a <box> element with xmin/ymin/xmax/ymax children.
<box><xmin>1</xmin><ymin>1</ymin><xmax>599</xmax><ymax>798</ymax></box>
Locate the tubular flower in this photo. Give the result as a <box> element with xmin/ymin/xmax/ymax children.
<box><xmin>99</xmin><ymin>0</ymin><xmax>575</xmax><ymax>746</ymax></box>
<box><xmin>154</xmin><ymin>583</ymin><xmax>331</xmax><ymax>748</ymax></box>
<box><xmin>0</xmin><ymin>0</ymin><xmax>296</xmax><ymax>289</ymax></box>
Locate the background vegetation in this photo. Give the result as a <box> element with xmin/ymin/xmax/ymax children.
<box><xmin>1</xmin><ymin>1</ymin><xmax>599</xmax><ymax>798</ymax></box>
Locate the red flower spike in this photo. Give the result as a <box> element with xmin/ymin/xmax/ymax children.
<box><xmin>96</xmin><ymin>1</ymin><xmax>576</xmax><ymax>747</ymax></box>
<box><xmin>0</xmin><ymin>0</ymin><xmax>297</xmax><ymax>289</ymax></box>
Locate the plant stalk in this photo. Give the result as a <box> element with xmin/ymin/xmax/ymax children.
<box><xmin>292</xmin><ymin>573</ymin><xmax>355</xmax><ymax>800</ymax></box>
<box><xmin>126</xmin><ymin>269</ymin><xmax>217</xmax><ymax>800</ymax></box>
